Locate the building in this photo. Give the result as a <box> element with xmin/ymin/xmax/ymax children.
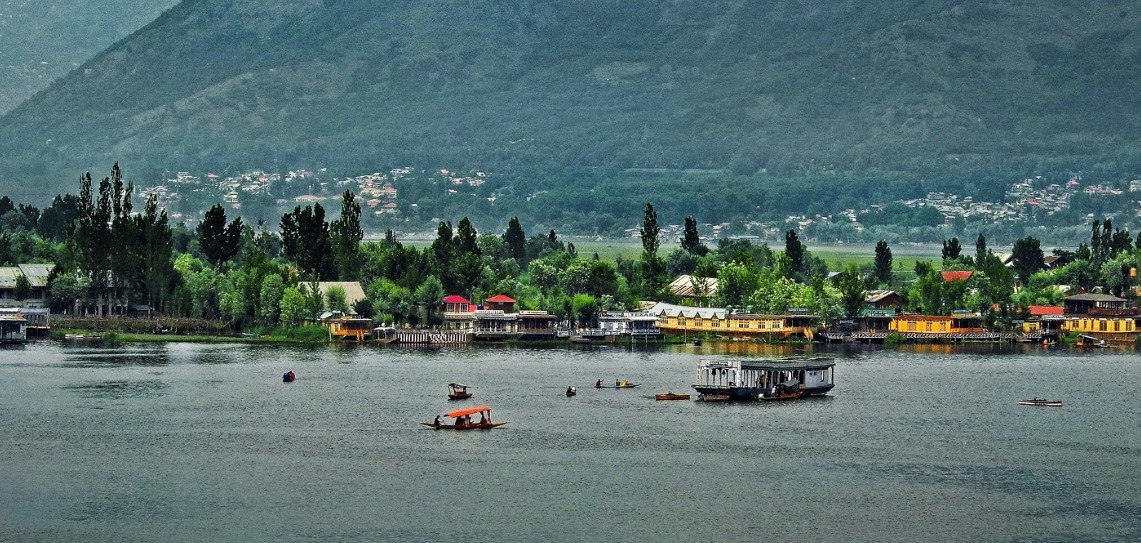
<box><xmin>865</xmin><ymin>290</ymin><xmax>902</xmax><ymax>310</ymax></box>
<box><xmin>518</xmin><ymin>310</ymin><xmax>558</xmax><ymax>339</ymax></box>
<box><xmin>1063</xmin><ymin>293</ymin><xmax>1127</xmax><ymax>315</ymax></box>
<box><xmin>597</xmin><ymin>311</ymin><xmax>661</xmax><ymax>340</ymax></box>
<box><xmin>473</xmin><ymin>295</ymin><xmax>522</xmax><ymax>340</ymax></box>
<box><xmin>0</xmin><ymin>307</ymin><xmax>27</xmax><ymax>343</ymax></box>
<box><xmin>0</xmin><ymin>263</ymin><xmax>55</xmax><ymax>308</ymax></box>
<box><xmin>300</xmin><ymin>281</ymin><xmax>368</xmax><ymax>312</ymax></box>
<box><xmin>1061</xmin><ymin>294</ymin><xmax>1137</xmax><ymax>343</ymax></box>
<box><xmin>668</xmin><ymin>275</ymin><xmax>718</xmax><ymax>305</ymax></box>
<box><xmin>441</xmin><ymin>295</ymin><xmax>474</xmax><ymax>331</ymax></box>
<box><xmin>319</xmin><ymin>311</ymin><xmax>373</xmax><ymax>341</ymax></box>
<box><xmin>888</xmin><ymin>312</ymin><xmax>986</xmax><ymax>336</ymax></box>
<box><xmin>647</xmin><ymin>302</ymin><xmax>817</xmax><ymax>340</ymax></box>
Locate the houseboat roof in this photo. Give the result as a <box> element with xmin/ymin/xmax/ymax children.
<box><xmin>668</xmin><ymin>275</ymin><xmax>719</xmax><ymax>297</ymax></box>
<box><xmin>301</xmin><ymin>281</ymin><xmax>367</xmax><ymax>307</ymax></box>
<box><xmin>700</xmin><ymin>357</ymin><xmax>835</xmax><ymax>371</ymax></box>
<box><xmin>442</xmin><ymin>294</ymin><xmax>471</xmax><ymax>304</ymax></box>
<box><xmin>1064</xmin><ymin>293</ymin><xmax>1126</xmax><ymax>302</ymax></box>
<box><xmin>485</xmin><ymin>294</ymin><xmax>515</xmax><ymax>303</ymax></box>
<box><xmin>1028</xmin><ymin>305</ymin><xmax>1064</xmax><ymax>316</ymax></box>
<box><xmin>864</xmin><ymin>290</ymin><xmax>899</xmax><ymax>303</ymax></box>
<box><xmin>941</xmin><ymin>270</ymin><xmax>974</xmax><ymax>282</ymax></box>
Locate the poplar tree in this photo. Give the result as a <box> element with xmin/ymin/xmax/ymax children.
<box><xmin>197</xmin><ymin>204</ymin><xmax>242</xmax><ymax>270</ymax></box>
<box><xmin>503</xmin><ymin>217</ymin><xmax>525</xmax><ymax>262</ymax></box>
<box><xmin>331</xmin><ymin>190</ymin><xmax>363</xmax><ymax>280</ymax></box>
<box><xmin>874</xmin><ymin>240</ymin><xmax>893</xmax><ymax>285</ymax></box>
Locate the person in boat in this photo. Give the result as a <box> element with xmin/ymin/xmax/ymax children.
<box><xmin>433</xmin><ymin>415</ymin><xmax>441</xmax><ymax>428</ymax></box>
<box><xmin>595</xmin><ymin>379</ymin><xmax>602</xmax><ymax>388</ymax></box>
<box><xmin>615</xmin><ymin>379</ymin><xmax>621</xmax><ymax>387</ymax></box>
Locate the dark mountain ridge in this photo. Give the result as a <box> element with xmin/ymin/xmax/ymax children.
<box><xmin>0</xmin><ymin>0</ymin><xmax>1137</xmax><ymax>204</ymax></box>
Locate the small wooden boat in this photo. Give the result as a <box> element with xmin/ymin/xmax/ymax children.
<box><xmin>1018</xmin><ymin>398</ymin><xmax>1062</xmax><ymax>407</ymax></box>
<box><xmin>758</xmin><ymin>389</ymin><xmax>803</xmax><ymax>401</ymax></box>
<box><xmin>593</xmin><ymin>379</ymin><xmax>639</xmax><ymax>389</ymax></box>
<box><xmin>423</xmin><ymin>406</ymin><xmax>508</xmax><ymax>430</ymax></box>
<box><xmin>282</xmin><ymin>371</ymin><xmax>296</xmax><ymax>383</ymax></box>
<box><xmin>447</xmin><ymin>382</ymin><xmax>472</xmax><ymax>400</ymax></box>
<box><xmin>699</xmin><ymin>393</ymin><xmax>732</xmax><ymax>402</ymax></box>
<box><xmin>655</xmin><ymin>392</ymin><xmax>691</xmax><ymax>401</ymax></box>
<box><xmin>565</xmin><ymin>386</ymin><xmax>577</xmax><ymax>397</ymax></box>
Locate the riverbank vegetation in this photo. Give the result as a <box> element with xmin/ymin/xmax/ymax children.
<box><xmin>1</xmin><ymin>165</ymin><xmax>1139</xmax><ymax>340</ymax></box>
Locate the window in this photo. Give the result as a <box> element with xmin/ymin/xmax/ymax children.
<box><xmin>907</xmin><ymin>321</ymin><xmax>916</xmax><ymax>332</ymax></box>
<box><xmin>925</xmin><ymin>322</ymin><xmax>932</xmax><ymax>332</ymax></box>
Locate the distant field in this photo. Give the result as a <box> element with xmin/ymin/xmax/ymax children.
<box><xmin>397</xmin><ymin>236</ymin><xmax>942</xmax><ymax>273</ymax></box>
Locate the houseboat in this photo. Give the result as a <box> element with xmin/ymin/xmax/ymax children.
<box><xmin>692</xmin><ymin>357</ymin><xmax>835</xmax><ymax>401</ymax></box>
<box><xmin>0</xmin><ymin>308</ymin><xmax>27</xmax><ymax>344</ymax></box>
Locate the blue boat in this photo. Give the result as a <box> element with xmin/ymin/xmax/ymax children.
<box><xmin>692</xmin><ymin>357</ymin><xmax>835</xmax><ymax>401</ymax></box>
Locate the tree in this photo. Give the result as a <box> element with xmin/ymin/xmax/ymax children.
<box><xmin>454</xmin><ymin>217</ymin><xmax>480</xmax><ymax>255</ymax></box>
<box><xmin>716</xmin><ymin>261</ymin><xmax>755</xmax><ymax>308</ymax></box>
<box><xmin>975</xmin><ymin>234</ymin><xmax>987</xmax><ymax>265</ymax></box>
<box><xmin>838</xmin><ymin>265</ymin><xmax>865</xmax><ymax>318</ymax></box>
<box><xmin>413</xmin><ymin>275</ymin><xmax>445</xmax><ymax>326</ymax></box>
<box><xmin>680</xmin><ymin>216</ymin><xmax>708</xmax><ymax>256</ymax></box>
<box><xmin>1011</xmin><ymin>236</ymin><xmax>1045</xmax><ymax>284</ymax></box>
<box><xmin>13</xmin><ymin>274</ymin><xmax>30</xmax><ymax>302</ymax></box>
<box><xmin>280</xmin><ymin>204</ymin><xmax>334</xmax><ymax>280</ymax></box>
<box><xmin>279</xmin><ymin>286</ymin><xmax>307</xmax><ymax>326</ymax></box>
<box><xmin>258</xmin><ymin>274</ymin><xmax>285</xmax><ymax>325</ymax></box>
<box><xmin>197</xmin><ymin>204</ymin><xmax>242</xmax><ymax>269</ymax></box>
<box><xmin>784</xmin><ymin>230</ymin><xmax>804</xmax><ymax>274</ymax></box>
<box><xmin>503</xmin><ymin>217</ymin><xmax>526</xmax><ymax>262</ymax></box>
<box><xmin>874</xmin><ymin>240</ymin><xmax>893</xmax><ymax>285</ymax></box>
<box><xmin>640</xmin><ymin>203</ymin><xmax>660</xmax><ymax>258</ymax></box>
<box><xmin>330</xmin><ymin>190</ymin><xmax>363</xmax><ymax>280</ymax></box>
<box><xmin>325</xmin><ymin>285</ymin><xmax>348</xmax><ymax>312</ymax></box>
<box><xmin>941</xmin><ymin>237</ymin><xmax>962</xmax><ymax>260</ymax></box>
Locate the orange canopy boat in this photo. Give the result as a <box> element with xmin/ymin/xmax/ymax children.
<box><xmin>423</xmin><ymin>405</ymin><xmax>508</xmax><ymax>430</ymax></box>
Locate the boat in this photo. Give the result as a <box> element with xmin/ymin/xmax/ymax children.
<box><xmin>758</xmin><ymin>389</ymin><xmax>803</xmax><ymax>401</ymax></box>
<box><xmin>565</xmin><ymin>386</ymin><xmax>577</xmax><ymax>397</ymax></box>
<box><xmin>447</xmin><ymin>383</ymin><xmax>472</xmax><ymax>400</ymax></box>
<box><xmin>693</xmin><ymin>339</ymin><xmax>703</xmax><ymax>346</ymax></box>
<box><xmin>655</xmin><ymin>392</ymin><xmax>691</xmax><ymax>401</ymax></box>
<box><xmin>1018</xmin><ymin>398</ymin><xmax>1062</xmax><ymax>407</ymax></box>
<box><xmin>593</xmin><ymin>379</ymin><xmax>639</xmax><ymax>389</ymax></box>
<box><xmin>1077</xmin><ymin>335</ymin><xmax>1110</xmax><ymax>348</ymax></box>
<box><xmin>693</xmin><ymin>357</ymin><xmax>835</xmax><ymax>401</ymax></box>
<box><xmin>698</xmin><ymin>393</ymin><xmax>732</xmax><ymax>402</ymax></box>
<box><xmin>282</xmin><ymin>370</ymin><xmax>296</xmax><ymax>383</ymax></box>
<box><xmin>422</xmin><ymin>405</ymin><xmax>508</xmax><ymax>430</ymax></box>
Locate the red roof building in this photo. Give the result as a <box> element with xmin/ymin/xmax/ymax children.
<box><xmin>484</xmin><ymin>294</ymin><xmax>516</xmax><ymax>312</ymax></box>
<box><xmin>1028</xmin><ymin>305</ymin><xmax>1063</xmax><ymax>317</ymax></box>
<box><xmin>941</xmin><ymin>270</ymin><xmax>974</xmax><ymax>282</ymax></box>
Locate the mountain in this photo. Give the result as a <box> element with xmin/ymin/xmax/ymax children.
<box><xmin>0</xmin><ymin>0</ymin><xmax>177</xmax><ymax>115</ymax></box>
<box><xmin>0</xmin><ymin>0</ymin><xmax>1137</xmax><ymax>205</ymax></box>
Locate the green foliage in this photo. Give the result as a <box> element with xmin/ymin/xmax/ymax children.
<box><xmin>197</xmin><ymin>204</ymin><xmax>242</xmax><ymax>269</ymax></box>
<box><xmin>1011</xmin><ymin>236</ymin><xmax>1044</xmax><ymax>284</ymax></box>
<box><xmin>874</xmin><ymin>241</ymin><xmax>893</xmax><ymax>285</ymax></box>
<box><xmin>884</xmin><ymin>332</ymin><xmax>906</xmax><ymax>346</ymax></box>
<box><xmin>324</xmin><ymin>285</ymin><xmax>348</xmax><ymax>313</ymax></box>
<box><xmin>330</xmin><ymin>190</ymin><xmax>363</xmax><ymax>280</ymax></box>
<box><xmin>838</xmin><ymin>265</ymin><xmax>865</xmax><ymax>318</ymax></box>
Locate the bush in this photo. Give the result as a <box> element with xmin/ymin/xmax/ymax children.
<box><xmin>884</xmin><ymin>332</ymin><xmax>906</xmax><ymax>346</ymax></box>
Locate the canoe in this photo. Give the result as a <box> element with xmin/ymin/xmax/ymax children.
<box><xmin>1018</xmin><ymin>399</ymin><xmax>1062</xmax><ymax>407</ymax></box>
<box><xmin>655</xmin><ymin>393</ymin><xmax>691</xmax><ymax>401</ymax></box>
<box><xmin>597</xmin><ymin>383</ymin><xmax>640</xmax><ymax>389</ymax></box>
<box><xmin>758</xmin><ymin>390</ymin><xmax>803</xmax><ymax>401</ymax></box>
<box><xmin>448</xmin><ymin>391</ymin><xmax>472</xmax><ymax>400</ymax></box>
<box><xmin>421</xmin><ymin>421</ymin><xmax>509</xmax><ymax>430</ymax></box>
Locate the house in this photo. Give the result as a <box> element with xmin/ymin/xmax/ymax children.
<box><xmin>940</xmin><ymin>270</ymin><xmax>974</xmax><ymax>282</ymax></box>
<box><xmin>441</xmin><ymin>295</ymin><xmax>474</xmax><ymax>331</ymax></box>
<box><xmin>598</xmin><ymin>311</ymin><xmax>661</xmax><ymax>340</ymax></box>
<box><xmin>318</xmin><ymin>311</ymin><xmax>373</xmax><ymax>341</ymax></box>
<box><xmin>518</xmin><ymin>310</ymin><xmax>558</xmax><ymax>339</ymax></box>
<box><xmin>1063</xmin><ymin>293</ymin><xmax>1127</xmax><ymax>315</ymax></box>
<box><xmin>0</xmin><ymin>263</ymin><xmax>55</xmax><ymax>308</ymax></box>
<box><xmin>667</xmin><ymin>275</ymin><xmax>718</xmax><ymax>305</ymax></box>
<box><xmin>865</xmin><ymin>290</ymin><xmax>902</xmax><ymax>310</ymax></box>
<box><xmin>647</xmin><ymin>302</ymin><xmax>817</xmax><ymax>340</ymax></box>
<box><xmin>0</xmin><ymin>307</ymin><xmax>27</xmax><ymax>343</ymax></box>
<box><xmin>889</xmin><ymin>312</ymin><xmax>985</xmax><ymax>335</ymax></box>
<box><xmin>469</xmin><ymin>294</ymin><xmax>522</xmax><ymax>340</ymax></box>
<box><xmin>299</xmin><ymin>282</ymin><xmax>367</xmax><ymax>312</ymax></box>
<box><xmin>858</xmin><ymin>308</ymin><xmax>896</xmax><ymax>333</ymax></box>
<box><xmin>1021</xmin><ymin>306</ymin><xmax>1065</xmax><ymax>336</ymax></box>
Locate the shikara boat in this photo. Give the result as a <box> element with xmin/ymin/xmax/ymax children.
<box><xmin>422</xmin><ymin>405</ymin><xmax>508</xmax><ymax>430</ymax></box>
<box><xmin>447</xmin><ymin>382</ymin><xmax>472</xmax><ymax>400</ymax></box>
<box><xmin>758</xmin><ymin>389</ymin><xmax>803</xmax><ymax>401</ymax></box>
<box><xmin>594</xmin><ymin>379</ymin><xmax>640</xmax><ymax>389</ymax></box>
<box><xmin>655</xmin><ymin>393</ymin><xmax>691</xmax><ymax>401</ymax></box>
<box><xmin>566</xmin><ymin>386</ymin><xmax>577</xmax><ymax>397</ymax></box>
<box><xmin>698</xmin><ymin>393</ymin><xmax>732</xmax><ymax>402</ymax></box>
<box><xmin>282</xmin><ymin>371</ymin><xmax>296</xmax><ymax>383</ymax></box>
<box><xmin>1018</xmin><ymin>398</ymin><xmax>1062</xmax><ymax>407</ymax></box>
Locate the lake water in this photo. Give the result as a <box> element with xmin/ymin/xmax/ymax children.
<box><xmin>0</xmin><ymin>341</ymin><xmax>1137</xmax><ymax>542</ymax></box>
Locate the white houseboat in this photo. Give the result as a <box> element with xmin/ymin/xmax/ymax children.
<box><xmin>693</xmin><ymin>357</ymin><xmax>835</xmax><ymax>401</ymax></box>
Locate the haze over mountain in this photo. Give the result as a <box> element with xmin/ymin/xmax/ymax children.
<box><xmin>0</xmin><ymin>0</ymin><xmax>1137</xmax><ymax>205</ymax></box>
<box><xmin>0</xmin><ymin>0</ymin><xmax>177</xmax><ymax>115</ymax></box>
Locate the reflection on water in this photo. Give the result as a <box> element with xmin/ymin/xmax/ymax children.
<box><xmin>64</xmin><ymin>379</ymin><xmax>167</xmax><ymax>400</ymax></box>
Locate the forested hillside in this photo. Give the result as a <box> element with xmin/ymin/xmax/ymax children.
<box><xmin>0</xmin><ymin>0</ymin><xmax>1137</xmax><ymax>207</ymax></box>
<box><xmin>0</xmin><ymin>0</ymin><xmax>176</xmax><ymax>114</ymax></box>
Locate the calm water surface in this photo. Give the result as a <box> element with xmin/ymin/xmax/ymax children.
<box><xmin>0</xmin><ymin>341</ymin><xmax>1137</xmax><ymax>542</ymax></box>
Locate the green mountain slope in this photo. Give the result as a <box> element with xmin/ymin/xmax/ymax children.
<box><xmin>0</xmin><ymin>0</ymin><xmax>1137</xmax><ymax>203</ymax></box>
<box><xmin>0</xmin><ymin>0</ymin><xmax>177</xmax><ymax>115</ymax></box>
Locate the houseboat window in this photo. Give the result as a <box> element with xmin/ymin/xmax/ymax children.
<box><xmin>925</xmin><ymin>322</ymin><xmax>932</xmax><ymax>332</ymax></box>
<box><xmin>907</xmin><ymin>321</ymin><xmax>916</xmax><ymax>332</ymax></box>
<box><xmin>1100</xmin><ymin>320</ymin><xmax>1107</xmax><ymax>331</ymax></box>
